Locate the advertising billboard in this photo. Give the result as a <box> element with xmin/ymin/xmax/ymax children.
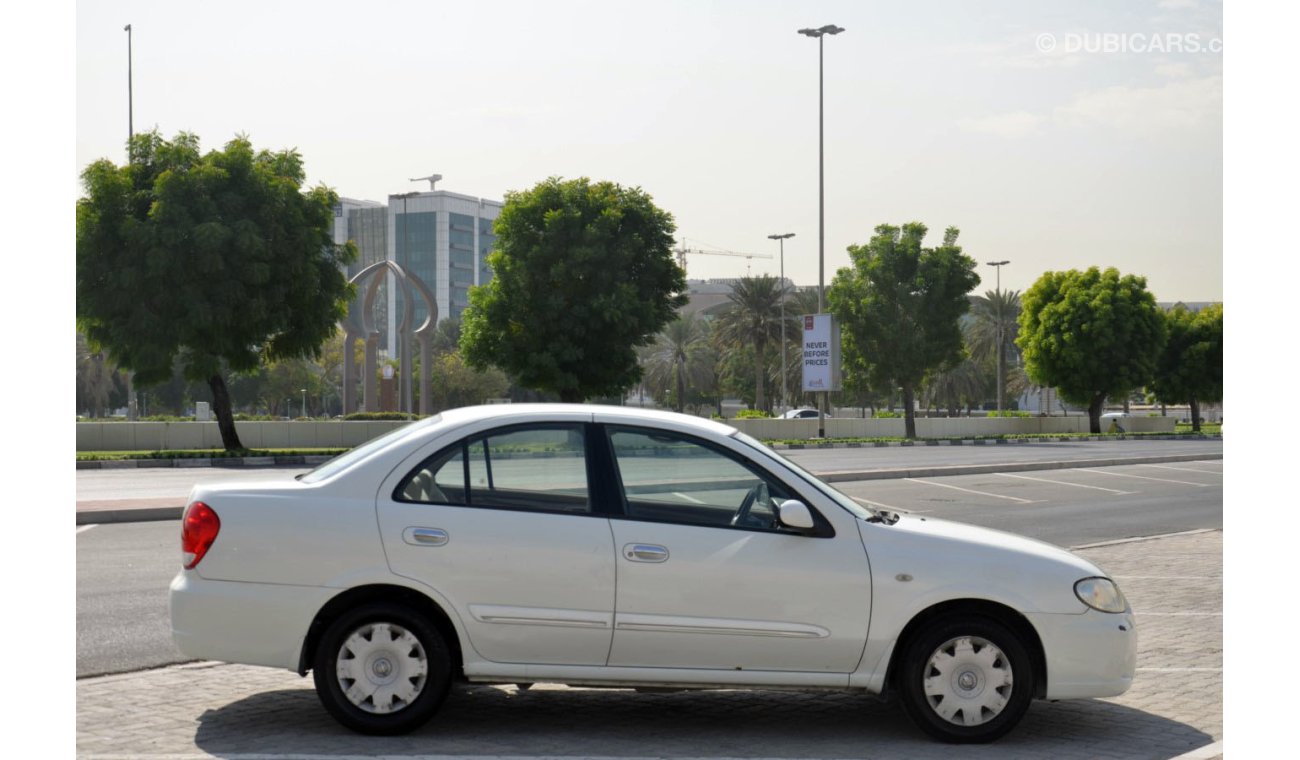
<box><xmin>801</xmin><ymin>313</ymin><xmax>841</xmax><ymax>392</ymax></box>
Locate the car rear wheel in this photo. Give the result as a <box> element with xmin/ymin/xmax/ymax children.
<box><xmin>898</xmin><ymin>616</ymin><xmax>1034</xmax><ymax>743</ymax></box>
<box><xmin>313</xmin><ymin>603</ymin><xmax>452</xmax><ymax>735</ymax></box>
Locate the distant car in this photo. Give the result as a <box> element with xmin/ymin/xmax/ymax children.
<box><xmin>1100</xmin><ymin>412</ymin><xmax>1131</xmax><ymax>420</ymax></box>
<box><xmin>780</xmin><ymin>408</ymin><xmax>831</xmax><ymax>419</ymax></box>
<box><xmin>170</xmin><ymin>404</ymin><xmax>1135</xmax><ymax>742</ymax></box>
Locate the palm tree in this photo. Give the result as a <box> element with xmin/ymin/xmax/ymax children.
<box><xmin>77</xmin><ymin>332</ymin><xmax>117</xmax><ymax>418</ymax></box>
<box><xmin>713</xmin><ymin>276</ymin><xmax>793</xmax><ymax>413</ymax></box>
<box><xmin>968</xmin><ymin>290</ymin><xmax>1021</xmax><ymax>410</ymax></box>
<box><xmin>643</xmin><ymin>314</ymin><xmax>711</xmax><ymax>412</ymax></box>
<box><xmin>922</xmin><ymin>357</ymin><xmax>986</xmax><ymax>417</ymax></box>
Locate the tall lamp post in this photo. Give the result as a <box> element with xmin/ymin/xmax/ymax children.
<box><xmin>986</xmin><ymin>260</ymin><xmax>1010</xmax><ymax>411</ymax></box>
<box><xmin>394</xmin><ymin>191</ymin><xmax>421</xmax><ymax>414</ymax></box>
<box><xmin>798</xmin><ymin>23</ymin><xmax>844</xmax><ymax>437</ymax></box>
<box><xmin>124</xmin><ymin>24</ymin><xmax>133</xmax><ymax>153</ymax></box>
<box><xmin>124</xmin><ymin>23</ymin><xmax>138</xmax><ymax>420</ymax></box>
<box><xmin>768</xmin><ymin>233</ymin><xmax>795</xmax><ymax>411</ymax></box>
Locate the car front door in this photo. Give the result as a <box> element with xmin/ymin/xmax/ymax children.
<box><xmin>599</xmin><ymin>423</ymin><xmax>872</xmax><ymax>674</ymax></box>
<box><xmin>377</xmin><ymin>420</ymin><xmax>616</xmax><ymax>666</ymax></box>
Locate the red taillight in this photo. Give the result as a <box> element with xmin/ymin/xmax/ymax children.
<box><xmin>181</xmin><ymin>501</ymin><xmax>221</xmax><ymax>569</ymax></box>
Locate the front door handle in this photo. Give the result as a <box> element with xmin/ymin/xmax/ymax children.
<box><xmin>623</xmin><ymin>543</ymin><xmax>669</xmax><ymax>563</ymax></box>
<box><xmin>403</xmin><ymin>527</ymin><xmax>449</xmax><ymax>546</ymax></box>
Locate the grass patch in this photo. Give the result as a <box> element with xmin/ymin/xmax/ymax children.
<box><xmin>1175</xmin><ymin>422</ymin><xmax>1222</xmax><ymax>434</ymax></box>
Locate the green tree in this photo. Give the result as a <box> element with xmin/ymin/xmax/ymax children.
<box><xmin>460</xmin><ymin>177</ymin><xmax>686</xmax><ymax>402</ymax></box>
<box><xmin>1150</xmin><ymin>303</ymin><xmax>1222</xmax><ymax>432</ymax></box>
<box><xmin>712</xmin><ymin>275</ymin><xmax>793</xmax><ymax>413</ymax></box>
<box><xmin>1016</xmin><ymin>267</ymin><xmax>1167</xmax><ymax>434</ymax></box>
<box><xmin>828</xmin><ymin>223</ymin><xmax>980</xmax><ymax>438</ymax></box>
<box><xmin>76</xmin><ymin>131</ymin><xmax>355</xmax><ymax>448</ymax></box>
<box><xmin>428</xmin><ymin>351</ymin><xmax>511</xmax><ymax>411</ymax></box>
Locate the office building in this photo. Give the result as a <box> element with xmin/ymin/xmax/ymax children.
<box><xmin>332</xmin><ymin>186</ymin><xmax>503</xmax><ymax>359</ymax></box>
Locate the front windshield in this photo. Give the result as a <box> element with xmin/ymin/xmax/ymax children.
<box><xmin>299</xmin><ymin>416</ymin><xmax>440</xmax><ymax>484</ymax></box>
<box><xmin>729</xmin><ymin>431</ymin><xmax>875</xmax><ymax>521</ymax></box>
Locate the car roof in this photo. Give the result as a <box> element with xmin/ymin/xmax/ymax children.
<box><xmin>432</xmin><ymin>403</ymin><xmax>740</xmax><ymax>437</ymax></box>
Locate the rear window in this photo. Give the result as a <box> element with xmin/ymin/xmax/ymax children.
<box><xmin>298</xmin><ymin>417</ymin><xmax>439</xmax><ymax>484</ymax></box>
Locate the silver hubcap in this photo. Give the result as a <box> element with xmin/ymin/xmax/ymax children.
<box><xmin>923</xmin><ymin>636</ymin><xmax>1014</xmax><ymax>727</ymax></box>
<box><xmin>335</xmin><ymin>622</ymin><xmax>428</xmax><ymax>714</ymax></box>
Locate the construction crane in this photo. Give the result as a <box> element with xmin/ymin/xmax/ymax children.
<box><xmin>674</xmin><ymin>239</ymin><xmax>773</xmax><ymax>276</ymax></box>
<box><xmin>409</xmin><ymin>173</ymin><xmax>443</xmax><ymax>190</ymax></box>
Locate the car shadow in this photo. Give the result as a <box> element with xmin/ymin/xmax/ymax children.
<box><xmin>192</xmin><ymin>684</ymin><xmax>1214</xmax><ymax>759</ymax></box>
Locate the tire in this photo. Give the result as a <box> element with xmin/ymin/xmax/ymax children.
<box><xmin>312</xmin><ymin>602</ymin><xmax>452</xmax><ymax>735</ymax></box>
<box><xmin>897</xmin><ymin>616</ymin><xmax>1034</xmax><ymax>743</ymax></box>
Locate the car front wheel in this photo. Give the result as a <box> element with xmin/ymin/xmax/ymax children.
<box><xmin>312</xmin><ymin>603</ymin><xmax>452</xmax><ymax>735</ymax></box>
<box><xmin>897</xmin><ymin>616</ymin><xmax>1034</xmax><ymax>743</ymax></box>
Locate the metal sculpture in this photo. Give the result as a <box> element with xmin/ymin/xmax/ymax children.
<box><xmin>339</xmin><ymin>262</ymin><xmax>439</xmax><ymax>415</ymax></box>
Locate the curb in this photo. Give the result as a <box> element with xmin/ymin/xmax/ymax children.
<box><xmin>76</xmin><ymin>451</ymin><xmax>1222</xmax><ymax>526</ymax></box>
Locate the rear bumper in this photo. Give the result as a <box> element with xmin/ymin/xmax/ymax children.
<box><xmin>1027</xmin><ymin>608</ymin><xmax>1137</xmax><ymax>699</ymax></box>
<box><xmin>169</xmin><ymin>570</ymin><xmax>333</xmax><ymax>671</ymax></box>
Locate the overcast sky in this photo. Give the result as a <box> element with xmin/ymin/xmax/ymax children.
<box><xmin>76</xmin><ymin>0</ymin><xmax>1222</xmax><ymax>301</ymax></box>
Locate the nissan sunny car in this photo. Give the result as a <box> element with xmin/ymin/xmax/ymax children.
<box><xmin>170</xmin><ymin>404</ymin><xmax>1135</xmax><ymax>743</ymax></box>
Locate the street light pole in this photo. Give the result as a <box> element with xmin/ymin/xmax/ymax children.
<box><xmin>799</xmin><ymin>24</ymin><xmax>844</xmax><ymax>437</ymax></box>
<box><xmin>986</xmin><ymin>260</ymin><xmax>1010</xmax><ymax>411</ymax></box>
<box><xmin>768</xmin><ymin>233</ymin><xmax>795</xmax><ymax>412</ymax></box>
<box><xmin>124</xmin><ymin>24</ymin><xmax>133</xmax><ymax>154</ymax></box>
<box><xmin>124</xmin><ymin>23</ymin><xmax>138</xmax><ymax>422</ymax></box>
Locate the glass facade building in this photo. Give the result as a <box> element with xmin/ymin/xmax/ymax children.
<box><xmin>331</xmin><ymin>190</ymin><xmax>503</xmax><ymax>360</ymax></box>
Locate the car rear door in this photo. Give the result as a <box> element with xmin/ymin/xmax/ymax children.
<box><xmin>377</xmin><ymin>418</ymin><xmax>616</xmax><ymax>666</ymax></box>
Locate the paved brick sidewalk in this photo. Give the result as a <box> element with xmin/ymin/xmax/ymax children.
<box><xmin>76</xmin><ymin>530</ymin><xmax>1222</xmax><ymax>759</ymax></box>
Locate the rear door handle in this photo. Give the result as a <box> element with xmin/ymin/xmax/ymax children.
<box><xmin>403</xmin><ymin>527</ymin><xmax>449</xmax><ymax>546</ymax></box>
<box><xmin>623</xmin><ymin>543</ymin><xmax>669</xmax><ymax>563</ymax></box>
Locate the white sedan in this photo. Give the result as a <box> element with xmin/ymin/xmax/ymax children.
<box><xmin>170</xmin><ymin>404</ymin><xmax>1135</xmax><ymax>743</ymax></box>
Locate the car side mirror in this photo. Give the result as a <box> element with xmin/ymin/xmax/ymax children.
<box><xmin>776</xmin><ymin>499</ymin><xmax>815</xmax><ymax>531</ymax></box>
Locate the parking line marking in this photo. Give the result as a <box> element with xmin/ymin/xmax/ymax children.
<box><xmin>1078</xmin><ymin>469</ymin><xmax>1211</xmax><ymax>487</ymax></box>
<box><xmin>993</xmin><ymin>472</ymin><xmax>1134</xmax><ymax>494</ymax></box>
<box><xmin>904</xmin><ymin>478</ymin><xmax>1037</xmax><ymax>503</ymax></box>
<box><xmin>672</xmin><ymin>492</ymin><xmax>705</xmax><ymax>504</ymax></box>
<box><xmin>77</xmin><ymin>524</ymin><xmax>98</xmax><ymax>534</ymax></box>
<box><xmin>1141</xmin><ymin>464</ymin><xmax>1223</xmax><ymax>475</ymax></box>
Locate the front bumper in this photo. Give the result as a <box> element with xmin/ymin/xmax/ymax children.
<box><xmin>169</xmin><ymin>570</ymin><xmax>333</xmax><ymax>672</ymax></box>
<box><xmin>1026</xmin><ymin>608</ymin><xmax>1137</xmax><ymax>699</ymax></box>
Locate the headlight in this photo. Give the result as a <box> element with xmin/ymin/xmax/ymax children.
<box><xmin>1074</xmin><ymin>577</ymin><xmax>1127</xmax><ymax>613</ymax></box>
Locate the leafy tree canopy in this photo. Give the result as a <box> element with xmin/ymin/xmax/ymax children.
<box><xmin>1016</xmin><ymin>266</ymin><xmax>1167</xmax><ymax>432</ymax></box>
<box><xmin>460</xmin><ymin>177</ymin><xmax>686</xmax><ymax>402</ymax></box>
<box><xmin>1150</xmin><ymin>303</ymin><xmax>1222</xmax><ymax>430</ymax></box>
<box><xmin>76</xmin><ymin>131</ymin><xmax>356</xmax><ymax>448</ymax></box>
<box><xmin>828</xmin><ymin>222</ymin><xmax>980</xmax><ymax>437</ymax></box>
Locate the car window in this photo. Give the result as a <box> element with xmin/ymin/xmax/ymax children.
<box><xmin>300</xmin><ymin>418</ymin><xmax>436</xmax><ymax>484</ymax></box>
<box><xmin>397</xmin><ymin>424</ymin><xmax>590</xmax><ymax>514</ymax></box>
<box><xmin>606</xmin><ymin>426</ymin><xmax>793</xmax><ymax>531</ymax></box>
